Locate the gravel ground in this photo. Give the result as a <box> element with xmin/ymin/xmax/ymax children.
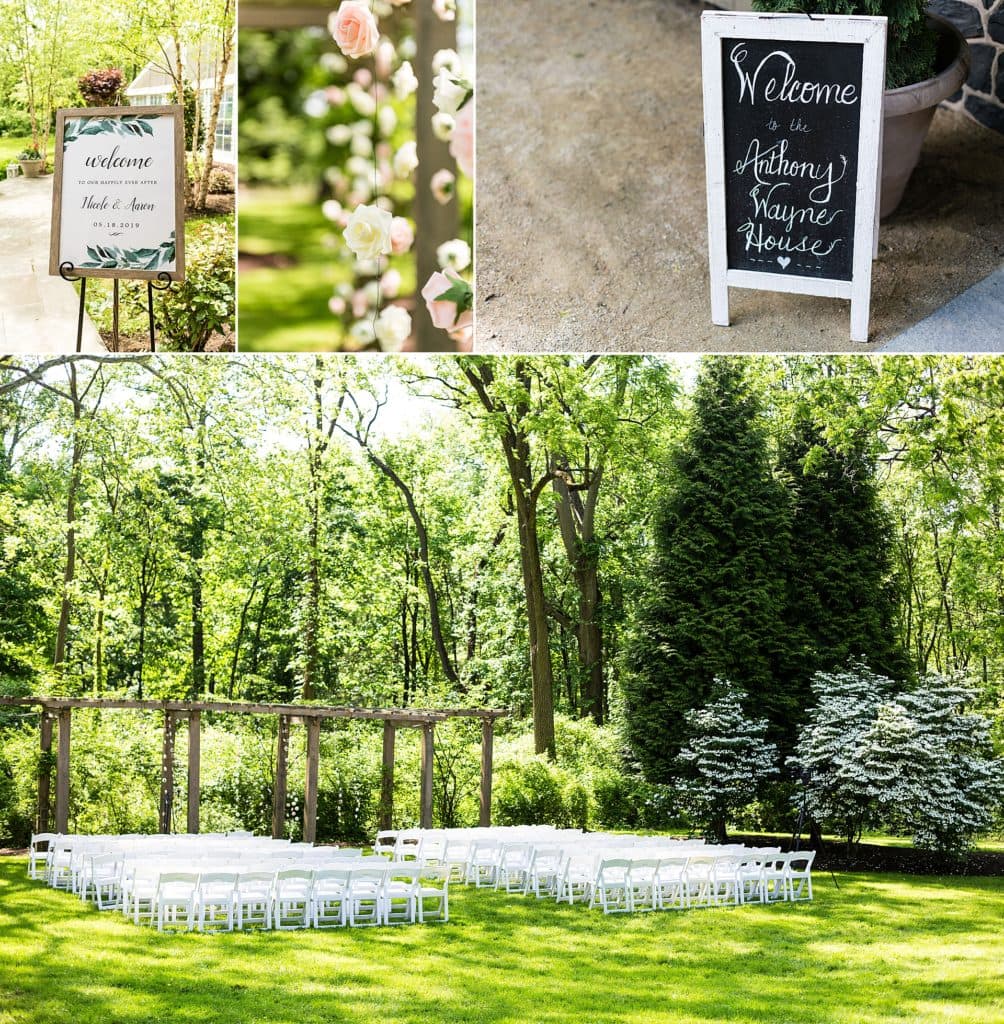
<box><xmin>475</xmin><ymin>0</ymin><xmax>1004</xmax><ymax>352</ymax></box>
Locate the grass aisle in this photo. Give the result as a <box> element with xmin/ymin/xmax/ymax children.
<box><xmin>1</xmin><ymin>860</ymin><xmax>1003</xmax><ymax>1024</ymax></box>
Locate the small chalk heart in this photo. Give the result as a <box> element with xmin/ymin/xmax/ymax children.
<box><xmin>777</xmin><ymin>257</ymin><xmax>791</xmax><ymax>269</ymax></box>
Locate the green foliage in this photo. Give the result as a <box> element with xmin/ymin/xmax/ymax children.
<box><xmin>780</xmin><ymin>417</ymin><xmax>910</xmax><ymax>683</ymax></box>
<box><xmin>623</xmin><ymin>358</ymin><xmax>796</xmax><ymax>777</ymax></box>
<box><xmin>751</xmin><ymin>0</ymin><xmax>938</xmax><ymax>89</ymax></box>
<box><xmin>0</xmin><ymin>109</ymin><xmax>32</xmax><ymax>136</ymax></box>
<box><xmin>493</xmin><ymin>757</ymin><xmax>571</xmax><ymax>827</ymax></box>
<box><xmin>157</xmin><ymin>219</ymin><xmax>235</xmax><ymax>351</ymax></box>
<box><xmin>208</xmin><ymin>167</ymin><xmax>235</xmax><ymax>194</ymax></box>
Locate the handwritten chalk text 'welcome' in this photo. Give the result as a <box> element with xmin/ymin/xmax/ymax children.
<box><xmin>730</xmin><ymin>45</ymin><xmax>858</xmax><ymax>107</ymax></box>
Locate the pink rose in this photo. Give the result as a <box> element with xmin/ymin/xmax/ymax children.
<box><xmin>422</xmin><ymin>270</ymin><xmax>469</xmax><ymax>331</ymax></box>
<box><xmin>330</xmin><ymin>1</ymin><xmax>380</xmax><ymax>60</ymax></box>
<box><xmin>430</xmin><ymin>168</ymin><xmax>455</xmax><ymax>205</ymax></box>
<box><xmin>390</xmin><ymin>216</ymin><xmax>414</xmax><ymax>254</ymax></box>
<box><xmin>449</xmin><ymin>101</ymin><xmax>474</xmax><ymax>178</ymax></box>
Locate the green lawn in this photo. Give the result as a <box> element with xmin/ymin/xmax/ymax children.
<box><xmin>0</xmin><ymin>135</ymin><xmax>32</xmax><ymax>165</ymax></box>
<box><xmin>237</xmin><ymin>185</ymin><xmax>342</xmax><ymax>351</ymax></box>
<box><xmin>1</xmin><ymin>859</ymin><xmax>1003</xmax><ymax>1024</ymax></box>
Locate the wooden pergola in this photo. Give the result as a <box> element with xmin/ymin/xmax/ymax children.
<box><xmin>0</xmin><ymin>697</ymin><xmax>507</xmax><ymax>841</ymax></box>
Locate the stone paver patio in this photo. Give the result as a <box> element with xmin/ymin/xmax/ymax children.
<box><xmin>475</xmin><ymin>0</ymin><xmax>1004</xmax><ymax>352</ymax></box>
<box><xmin>0</xmin><ymin>174</ymin><xmax>104</xmax><ymax>353</ymax></box>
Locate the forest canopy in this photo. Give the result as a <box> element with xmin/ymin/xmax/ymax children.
<box><xmin>0</xmin><ymin>353</ymin><xmax>1001</xmax><ymax>846</ymax></box>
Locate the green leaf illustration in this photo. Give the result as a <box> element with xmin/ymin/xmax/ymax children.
<box><xmin>78</xmin><ymin>231</ymin><xmax>176</xmax><ymax>271</ymax></box>
<box><xmin>63</xmin><ymin>114</ymin><xmax>159</xmax><ymax>151</ymax></box>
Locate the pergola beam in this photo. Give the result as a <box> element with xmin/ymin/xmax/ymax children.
<box><xmin>480</xmin><ymin>716</ymin><xmax>495</xmax><ymax>827</ymax></box>
<box><xmin>303</xmin><ymin>717</ymin><xmax>321</xmax><ymax>844</ymax></box>
<box><xmin>159</xmin><ymin>711</ymin><xmax>178</xmax><ymax>834</ymax></box>
<box><xmin>272</xmin><ymin>715</ymin><xmax>290</xmax><ymax>840</ymax></box>
<box><xmin>37</xmin><ymin>712</ymin><xmax>53</xmax><ymax>834</ymax></box>
<box><xmin>379</xmin><ymin>720</ymin><xmax>396</xmax><ymax>831</ymax></box>
<box><xmin>419</xmin><ymin>723</ymin><xmax>435</xmax><ymax>829</ymax></box>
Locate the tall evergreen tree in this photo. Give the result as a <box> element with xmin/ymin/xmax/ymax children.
<box><xmin>779</xmin><ymin>418</ymin><xmax>909</xmax><ymax>683</ymax></box>
<box><xmin>623</xmin><ymin>358</ymin><xmax>794</xmax><ymax>781</ymax></box>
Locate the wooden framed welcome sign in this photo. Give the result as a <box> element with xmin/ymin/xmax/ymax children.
<box><xmin>701</xmin><ymin>13</ymin><xmax>886</xmax><ymax>342</ymax></box>
<box><xmin>49</xmin><ymin>105</ymin><xmax>185</xmax><ymax>282</ymax></box>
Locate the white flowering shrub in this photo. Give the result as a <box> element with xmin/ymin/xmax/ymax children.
<box><xmin>675</xmin><ymin>680</ymin><xmax>779</xmax><ymax>841</ymax></box>
<box><xmin>792</xmin><ymin>663</ymin><xmax>1004</xmax><ymax>855</ymax></box>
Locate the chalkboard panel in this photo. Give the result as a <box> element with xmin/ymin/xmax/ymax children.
<box><xmin>722</xmin><ymin>38</ymin><xmax>863</xmax><ymax>282</ymax></box>
<box><xmin>701</xmin><ymin>13</ymin><xmax>887</xmax><ymax>342</ymax></box>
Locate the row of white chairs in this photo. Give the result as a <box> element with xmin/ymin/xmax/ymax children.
<box><xmin>372</xmin><ymin>828</ymin><xmax>816</xmax><ymax>912</ymax></box>
<box><xmin>28</xmin><ymin>833</ymin><xmax>448</xmax><ymax>932</ymax></box>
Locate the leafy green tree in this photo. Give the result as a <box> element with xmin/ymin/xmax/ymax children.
<box><xmin>623</xmin><ymin>357</ymin><xmax>794</xmax><ymax>779</ymax></box>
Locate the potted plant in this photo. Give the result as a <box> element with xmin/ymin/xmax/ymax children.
<box><xmin>752</xmin><ymin>0</ymin><xmax>971</xmax><ymax>218</ymax></box>
<box><xmin>5</xmin><ymin>161</ymin><xmax>19</xmax><ymax>179</ymax></box>
<box><xmin>18</xmin><ymin>146</ymin><xmax>44</xmax><ymax>178</ymax></box>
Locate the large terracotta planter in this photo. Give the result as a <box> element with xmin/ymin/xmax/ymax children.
<box><xmin>881</xmin><ymin>15</ymin><xmax>970</xmax><ymax>218</ymax></box>
<box><xmin>18</xmin><ymin>158</ymin><xmax>44</xmax><ymax>178</ymax></box>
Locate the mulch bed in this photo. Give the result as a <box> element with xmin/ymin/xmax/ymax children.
<box><xmin>731</xmin><ymin>833</ymin><xmax>1004</xmax><ymax>877</ymax></box>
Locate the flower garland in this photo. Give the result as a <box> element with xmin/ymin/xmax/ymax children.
<box><xmin>322</xmin><ymin>0</ymin><xmax>473</xmax><ymax>351</ymax></box>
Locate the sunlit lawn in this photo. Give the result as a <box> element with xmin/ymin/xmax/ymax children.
<box><xmin>1</xmin><ymin>858</ymin><xmax>1003</xmax><ymax>1024</ymax></box>
<box><xmin>237</xmin><ymin>185</ymin><xmax>342</xmax><ymax>351</ymax></box>
<box><xmin>0</xmin><ymin>135</ymin><xmax>32</xmax><ymax>165</ymax></box>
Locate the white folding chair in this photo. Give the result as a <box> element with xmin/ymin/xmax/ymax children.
<box><xmin>80</xmin><ymin>853</ymin><xmax>123</xmax><ymax>910</ymax></box>
<box><xmin>311</xmin><ymin>868</ymin><xmax>351</xmax><ymax>929</ymax></box>
<box><xmin>654</xmin><ymin>855</ymin><xmax>690</xmax><ymax>910</ymax></box>
<box><xmin>273</xmin><ymin>869</ymin><xmax>314</xmax><ymax>929</ymax></box>
<box><xmin>590</xmin><ymin>859</ymin><xmax>632</xmax><ymax>914</ymax></box>
<box><xmin>761</xmin><ymin>853</ymin><xmax>790</xmax><ymax>904</ymax></box>
<box><xmin>156</xmin><ymin>873</ymin><xmax>200</xmax><ymax>932</ymax></box>
<box><xmin>557</xmin><ymin>850</ymin><xmax>596</xmax><ymax>905</ymax></box>
<box><xmin>384</xmin><ymin>867</ymin><xmax>420</xmax><ymax>925</ymax></box>
<box><xmin>235</xmin><ymin>871</ymin><xmax>275</xmax><ymax>930</ymax></box>
<box><xmin>28</xmin><ymin>833</ymin><xmax>57</xmax><ymax>881</ymax></box>
<box><xmin>628</xmin><ymin>858</ymin><xmax>661</xmax><ymax>912</ymax></box>
<box><xmin>684</xmin><ymin>855</ymin><xmax>716</xmax><ymax>908</ymax></box>
<box><xmin>416</xmin><ymin>866</ymin><xmax>449</xmax><ymax>924</ymax></box>
<box><xmin>49</xmin><ymin>841</ymin><xmax>75</xmax><ymax>891</ymax></box>
<box><xmin>443</xmin><ymin>838</ymin><xmax>472</xmax><ymax>884</ymax></box>
<box><xmin>122</xmin><ymin>864</ymin><xmax>160</xmax><ymax>925</ymax></box>
<box><xmin>465</xmin><ymin>839</ymin><xmax>499</xmax><ymax>888</ymax></box>
<box><xmin>346</xmin><ymin>867</ymin><xmax>386</xmax><ymax>926</ymax></box>
<box><xmin>711</xmin><ymin>855</ymin><xmax>743</xmax><ymax>906</ymax></box>
<box><xmin>495</xmin><ymin>843</ymin><xmax>533</xmax><ymax>894</ymax></box>
<box><xmin>787</xmin><ymin>851</ymin><xmax>815</xmax><ymax>902</ymax></box>
<box><xmin>526</xmin><ymin>845</ymin><xmax>564</xmax><ymax>899</ymax></box>
<box><xmin>198</xmin><ymin>872</ymin><xmax>237</xmax><ymax>932</ymax></box>
<box><xmin>373</xmin><ymin>831</ymin><xmax>398</xmax><ymax>859</ymax></box>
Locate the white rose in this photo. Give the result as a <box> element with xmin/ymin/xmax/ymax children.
<box><xmin>375</xmin><ymin>305</ymin><xmax>412</xmax><ymax>350</ymax></box>
<box><xmin>436</xmin><ymin>238</ymin><xmax>471</xmax><ymax>272</ymax></box>
<box><xmin>432</xmin><ymin>48</ymin><xmax>462</xmax><ymax>75</ymax></box>
<box><xmin>392</xmin><ymin>140</ymin><xmax>418</xmax><ymax>178</ymax></box>
<box><xmin>432</xmin><ymin>0</ymin><xmax>456</xmax><ymax>21</ymax></box>
<box><xmin>431</xmin><ymin>112</ymin><xmax>455</xmax><ymax>141</ymax></box>
<box><xmin>346</xmin><ymin>82</ymin><xmax>376</xmax><ymax>116</ymax></box>
<box><xmin>349</xmin><ymin>319</ymin><xmax>376</xmax><ymax>346</ymax></box>
<box><xmin>327</xmin><ymin>124</ymin><xmax>353</xmax><ymax>145</ymax></box>
<box><xmin>392</xmin><ymin>60</ymin><xmax>418</xmax><ymax>100</ymax></box>
<box><xmin>432</xmin><ymin>68</ymin><xmax>467</xmax><ymax>116</ymax></box>
<box><xmin>321</xmin><ymin>200</ymin><xmax>343</xmax><ymax>222</ymax></box>
<box><xmin>350</xmin><ymin>133</ymin><xmax>373</xmax><ymax>157</ymax></box>
<box><xmin>343</xmin><ymin>203</ymin><xmax>393</xmax><ymax>260</ymax></box>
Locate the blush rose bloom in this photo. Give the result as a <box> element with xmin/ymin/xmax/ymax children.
<box><xmin>450</xmin><ymin>101</ymin><xmax>473</xmax><ymax>178</ymax></box>
<box><xmin>330</xmin><ymin>1</ymin><xmax>380</xmax><ymax>60</ymax></box>
<box><xmin>343</xmin><ymin>203</ymin><xmax>393</xmax><ymax>260</ymax></box>
<box><xmin>421</xmin><ymin>270</ymin><xmax>469</xmax><ymax>331</ymax></box>
<box><xmin>433</xmin><ymin>67</ymin><xmax>467</xmax><ymax>116</ymax></box>
<box><xmin>389</xmin><ymin>216</ymin><xmax>414</xmax><ymax>254</ymax></box>
<box><xmin>430</xmin><ymin>168</ymin><xmax>455</xmax><ymax>205</ymax></box>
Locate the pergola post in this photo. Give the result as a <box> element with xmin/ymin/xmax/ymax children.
<box><xmin>272</xmin><ymin>714</ymin><xmax>290</xmax><ymax>840</ymax></box>
<box><xmin>54</xmin><ymin>709</ymin><xmax>71</xmax><ymax>834</ymax></box>
<box><xmin>480</xmin><ymin>716</ymin><xmax>494</xmax><ymax>827</ymax></box>
<box><xmin>159</xmin><ymin>711</ymin><xmax>177</xmax><ymax>834</ymax></box>
<box><xmin>37</xmin><ymin>711</ymin><xmax>54</xmax><ymax>834</ymax></box>
<box><xmin>379</xmin><ymin>720</ymin><xmax>396</xmax><ymax>831</ymax></box>
<box><xmin>419</xmin><ymin>723</ymin><xmax>435</xmax><ymax>829</ymax></box>
<box><xmin>303</xmin><ymin>717</ymin><xmax>320</xmax><ymax>844</ymax></box>
<box><xmin>187</xmin><ymin>711</ymin><xmax>201</xmax><ymax>834</ymax></box>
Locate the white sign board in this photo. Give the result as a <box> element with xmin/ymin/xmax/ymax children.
<box><xmin>701</xmin><ymin>13</ymin><xmax>886</xmax><ymax>342</ymax></box>
<box><xmin>49</xmin><ymin>105</ymin><xmax>185</xmax><ymax>281</ymax></box>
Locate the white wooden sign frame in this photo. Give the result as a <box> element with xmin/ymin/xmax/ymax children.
<box><xmin>49</xmin><ymin>104</ymin><xmax>186</xmax><ymax>282</ymax></box>
<box><xmin>701</xmin><ymin>12</ymin><xmax>887</xmax><ymax>343</ymax></box>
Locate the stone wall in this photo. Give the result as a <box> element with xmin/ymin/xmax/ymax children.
<box><xmin>929</xmin><ymin>0</ymin><xmax>1004</xmax><ymax>133</ymax></box>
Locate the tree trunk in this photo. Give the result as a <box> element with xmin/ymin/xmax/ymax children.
<box><xmin>54</xmin><ymin>365</ymin><xmax>83</xmax><ymax>671</ymax></box>
<box><xmin>197</xmin><ymin>3</ymin><xmax>234</xmax><ymax>209</ymax></box>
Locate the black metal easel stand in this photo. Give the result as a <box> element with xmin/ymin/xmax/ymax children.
<box><xmin>60</xmin><ymin>263</ymin><xmax>173</xmax><ymax>353</ymax></box>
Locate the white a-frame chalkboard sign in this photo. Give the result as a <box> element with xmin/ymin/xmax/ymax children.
<box><xmin>701</xmin><ymin>12</ymin><xmax>887</xmax><ymax>343</ymax></box>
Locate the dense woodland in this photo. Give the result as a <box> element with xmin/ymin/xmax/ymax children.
<box><xmin>0</xmin><ymin>353</ymin><xmax>1001</xmax><ymax>847</ymax></box>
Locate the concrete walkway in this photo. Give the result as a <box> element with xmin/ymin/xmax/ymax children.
<box><xmin>476</xmin><ymin>0</ymin><xmax>1004</xmax><ymax>352</ymax></box>
<box><xmin>879</xmin><ymin>265</ymin><xmax>1004</xmax><ymax>351</ymax></box>
<box><xmin>0</xmin><ymin>174</ymin><xmax>104</xmax><ymax>352</ymax></box>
